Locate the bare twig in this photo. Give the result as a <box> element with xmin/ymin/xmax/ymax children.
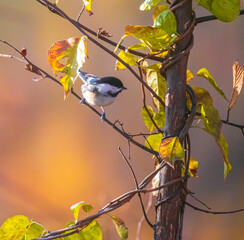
<box><xmin>118</xmin><ymin>147</ymin><xmax>154</xmax><ymax>228</ymax></box>
<box><xmin>189</xmin><ymin>192</ymin><xmax>211</xmax><ymax>210</ymax></box>
<box><xmin>185</xmin><ymin>201</ymin><xmax>244</xmax><ymax>215</ymax></box>
<box><xmin>136</xmin><ymin>193</ymin><xmax>153</xmax><ymax>240</ymax></box>
<box><xmin>34</xmin><ymin>169</ymin><xmax>185</xmax><ymax>240</ymax></box>
<box><xmin>76</xmin><ymin>4</ymin><xmax>85</xmax><ymax>22</ymax></box>
<box><xmin>0</xmin><ymin>53</ymin><xmax>27</xmax><ymax>63</ymax></box>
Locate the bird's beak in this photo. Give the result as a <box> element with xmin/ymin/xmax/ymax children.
<box><xmin>123</xmin><ymin>86</ymin><xmax>127</xmax><ymax>90</ymax></box>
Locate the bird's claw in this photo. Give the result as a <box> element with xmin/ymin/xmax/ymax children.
<box><xmin>101</xmin><ymin>112</ymin><xmax>106</xmax><ymax>121</ymax></box>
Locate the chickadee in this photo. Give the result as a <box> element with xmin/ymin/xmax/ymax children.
<box><xmin>78</xmin><ymin>69</ymin><xmax>127</xmax><ymax>121</ymax></box>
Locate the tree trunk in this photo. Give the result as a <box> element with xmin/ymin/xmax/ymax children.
<box><xmin>154</xmin><ymin>1</ymin><xmax>193</xmax><ymax>239</ymax></box>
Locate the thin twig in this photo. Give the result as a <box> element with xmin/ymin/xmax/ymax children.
<box><xmin>118</xmin><ymin>147</ymin><xmax>154</xmax><ymax>228</ymax></box>
<box><xmin>0</xmin><ymin>53</ymin><xmax>27</xmax><ymax>63</ymax></box>
<box><xmin>189</xmin><ymin>192</ymin><xmax>211</xmax><ymax>210</ymax></box>
<box><xmin>185</xmin><ymin>201</ymin><xmax>244</xmax><ymax>215</ymax></box>
<box><xmin>195</xmin><ymin>111</ymin><xmax>244</xmax><ymax>135</ymax></box>
<box><xmin>135</xmin><ymin>193</ymin><xmax>153</xmax><ymax>240</ymax></box>
<box><xmin>76</xmin><ymin>4</ymin><xmax>85</xmax><ymax>22</ymax></box>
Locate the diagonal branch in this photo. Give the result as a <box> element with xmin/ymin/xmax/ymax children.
<box><xmin>33</xmin><ymin>163</ymin><xmax>189</xmax><ymax>240</ymax></box>
<box><xmin>0</xmin><ymin>39</ymin><xmax>159</xmax><ymax>157</ymax></box>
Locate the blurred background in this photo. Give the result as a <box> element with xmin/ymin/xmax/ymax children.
<box><xmin>0</xmin><ymin>0</ymin><xmax>244</xmax><ymax>239</ymax></box>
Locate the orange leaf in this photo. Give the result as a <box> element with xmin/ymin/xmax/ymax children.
<box><xmin>228</xmin><ymin>61</ymin><xmax>244</xmax><ymax>111</ymax></box>
<box><xmin>48</xmin><ymin>37</ymin><xmax>87</xmax><ymax>99</ymax></box>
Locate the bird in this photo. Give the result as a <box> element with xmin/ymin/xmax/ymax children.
<box><xmin>78</xmin><ymin>69</ymin><xmax>127</xmax><ymax>121</ymax></box>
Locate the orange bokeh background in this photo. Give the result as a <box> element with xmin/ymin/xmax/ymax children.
<box><xmin>0</xmin><ymin>1</ymin><xmax>244</xmax><ymax>239</ymax></box>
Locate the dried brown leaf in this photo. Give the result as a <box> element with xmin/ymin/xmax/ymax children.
<box><xmin>25</xmin><ymin>64</ymin><xmax>42</xmax><ymax>76</ymax></box>
<box><xmin>98</xmin><ymin>28</ymin><xmax>113</xmax><ymax>37</ymax></box>
<box><xmin>228</xmin><ymin>62</ymin><xmax>244</xmax><ymax>111</ymax></box>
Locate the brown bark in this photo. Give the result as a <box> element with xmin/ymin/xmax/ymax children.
<box><xmin>154</xmin><ymin>1</ymin><xmax>194</xmax><ymax>239</ymax></box>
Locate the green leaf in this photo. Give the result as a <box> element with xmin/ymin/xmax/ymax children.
<box><xmin>79</xmin><ymin>220</ymin><xmax>102</xmax><ymax>240</ymax></box>
<box><xmin>153</xmin><ymin>9</ymin><xmax>177</xmax><ymax>35</ymax></box>
<box><xmin>197</xmin><ymin>68</ymin><xmax>227</xmax><ymax>100</ymax></box>
<box><xmin>201</xmin><ymin>104</ymin><xmax>222</xmax><ymax>139</ymax></box>
<box><xmin>145</xmin><ymin>64</ymin><xmax>166</xmax><ymax>111</ymax></box>
<box><xmin>140</xmin><ymin>0</ymin><xmax>162</xmax><ymax>11</ymax></box>
<box><xmin>216</xmin><ymin>133</ymin><xmax>232</xmax><ymax>179</ymax></box>
<box><xmin>25</xmin><ymin>222</ymin><xmax>44</xmax><ymax>240</ymax></box>
<box><xmin>159</xmin><ymin>137</ymin><xmax>185</xmax><ymax>165</ymax></box>
<box><xmin>212</xmin><ymin>0</ymin><xmax>240</xmax><ymax>22</ymax></box>
<box><xmin>115</xmin><ymin>50</ymin><xmax>138</xmax><ymax>70</ymax></box>
<box><xmin>0</xmin><ymin>215</ymin><xmax>31</xmax><ymax>240</ymax></box>
<box><xmin>196</xmin><ymin>0</ymin><xmax>240</xmax><ymax>22</ymax></box>
<box><xmin>124</xmin><ymin>25</ymin><xmax>176</xmax><ymax>52</ymax></box>
<box><xmin>145</xmin><ymin>133</ymin><xmax>163</xmax><ymax>152</ymax></box>
<box><xmin>71</xmin><ymin>202</ymin><xmax>93</xmax><ymax>221</ymax></box>
<box><xmin>141</xmin><ymin>106</ymin><xmax>165</xmax><ymax>132</ymax></box>
<box><xmin>111</xmin><ymin>216</ymin><xmax>128</xmax><ymax>240</ymax></box>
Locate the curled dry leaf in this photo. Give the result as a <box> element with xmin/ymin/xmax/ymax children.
<box><xmin>228</xmin><ymin>61</ymin><xmax>244</xmax><ymax>111</ymax></box>
<box><xmin>98</xmin><ymin>27</ymin><xmax>113</xmax><ymax>37</ymax></box>
<box><xmin>25</xmin><ymin>63</ymin><xmax>42</xmax><ymax>76</ymax></box>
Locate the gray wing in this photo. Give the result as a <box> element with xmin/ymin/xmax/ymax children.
<box><xmin>78</xmin><ymin>69</ymin><xmax>100</xmax><ymax>84</ymax></box>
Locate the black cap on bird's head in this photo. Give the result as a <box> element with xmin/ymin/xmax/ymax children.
<box><xmin>99</xmin><ymin>76</ymin><xmax>127</xmax><ymax>90</ymax></box>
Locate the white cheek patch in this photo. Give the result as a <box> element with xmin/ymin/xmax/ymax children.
<box><xmin>96</xmin><ymin>84</ymin><xmax>122</xmax><ymax>95</ymax></box>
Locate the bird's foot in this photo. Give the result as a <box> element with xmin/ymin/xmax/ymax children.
<box><xmin>101</xmin><ymin>112</ymin><xmax>106</xmax><ymax>121</ymax></box>
<box><xmin>79</xmin><ymin>98</ymin><xmax>86</xmax><ymax>104</ymax></box>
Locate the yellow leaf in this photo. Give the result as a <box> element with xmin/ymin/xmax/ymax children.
<box><xmin>83</xmin><ymin>0</ymin><xmax>94</xmax><ymax>14</ymax></box>
<box><xmin>115</xmin><ymin>50</ymin><xmax>138</xmax><ymax>70</ymax></box>
<box><xmin>228</xmin><ymin>61</ymin><xmax>244</xmax><ymax>111</ymax></box>
<box><xmin>48</xmin><ymin>37</ymin><xmax>87</xmax><ymax>99</ymax></box>
<box><xmin>140</xmin><ymin>0</ymin><xmax>161</xmax><ymax>11</ymax></box>
<box><xmin>186</xmin><ymin>69</ymin><xmax>193</xmax><ymax>83</ymax></box>
<box><xmin>145</xmin><ymin>64</ymin><xmax>166</xmax><ymax>112</ymax></box>
<box><xmin>216</xmin><ymin>133</ymin><xmax>232</xmax><ymax>179</ymax></box>
<box><xmin>111</xmin><ymin>216</ymin><xmax>128</xmax><ymax>240</ymax></box>
<box><xmin>125</xmin><ymin>25</ymin><xmax>173</xmax><ymax>52</ymax></box>
<box><xmin>186</xmin><ymin>87</ymin><xmax>213</xmax><ymax>112</ymax></box>
<box><xmin>153</xmin><ymin>4</ymin><xmax>169</xmax><ymax>21</ymax></box>
<box><xmin>159</xmin><ymin>137</ymin><xmax>184</xmax><ymax>166</ymax></box>
<box><xmin>188</xmin><ymin>157</ymin><xmax>199</xmax><ymax>177</ymax></box>
<box><xmin>201</xmin><ymin>104</ymin><xmax>222</xmax><ymax>139</ymax></box>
